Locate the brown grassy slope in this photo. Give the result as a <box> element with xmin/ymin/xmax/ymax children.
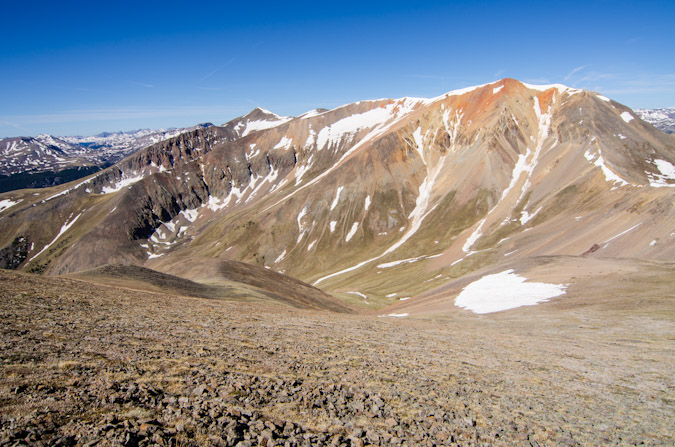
<box><xmin>383</xmin><ymin>255</ymin><xmax>675</xmax><ymax>318</ymax></box>
<box><xmin>69</xmin><ymin>264</ymin><xmax>234</xmax><ymax>299</ymax></box>
<box><xmin>217</xmin><ymin>260</ymin><xmax>354</xmax><ymax>314</ymax></box>
<box><xmin>70</xmin><ymin>262</ymin><xmax>353</xmax><ymax>313</ymax></box>
<box><xmin>0</xmin><ymin>269</ymin><xmax>672</xmax><ymax>446</ymax></box>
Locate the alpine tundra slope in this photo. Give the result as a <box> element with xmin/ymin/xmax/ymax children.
<box><xmin>0</xmin><ymin>78</ymin><xmax>674</xmax><ymax>313</ymax></box>
<box><xmin>0</xmin><ymin>78</ymin><xmax>674</xmax><ymax>446</ymax></box>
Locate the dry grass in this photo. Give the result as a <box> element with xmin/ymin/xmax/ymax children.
<box><xmin>0</xmin><ymin>269</ymin><xmax>672</xmax><ymax>446</ymax></box>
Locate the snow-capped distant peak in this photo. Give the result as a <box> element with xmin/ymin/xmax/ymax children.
<box><xmin>636</xmin><ymin>107</ymin><xmax>675</xmax><ymax>134</ymax></box>
<box><xmin>0</xmin><ymin>123</ymin><xmax>214</xmax><ymax>179</ymax></box>
<box><xmin>231</xmin><ymin>108</ymin><xmax>293</xmax><ymax>137</ymax></box>
<box><xmin>253</xmin><ymin>107</ymin><xmax>283</xmax><ymax>118</ymax></box>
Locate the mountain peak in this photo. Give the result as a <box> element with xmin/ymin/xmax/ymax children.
<box><xmin>223</xmin><ymin>107</ymin><xmax>293</xmax><ymax>137</ymax></box>
<box><xmin>2</xmin><ymin>78</ymin><xmax>674</xmax><ymax>318</ymax></box>
<box><xmin>246</xmin><ymin>107</ymin><xmax>287</xmax><ymax>121</ymax></box>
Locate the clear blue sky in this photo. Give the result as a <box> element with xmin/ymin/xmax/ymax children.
<box><xmin>2</xmin><ymin>0</ymin><xmax>674</xmax><ymax>137</ymax></box>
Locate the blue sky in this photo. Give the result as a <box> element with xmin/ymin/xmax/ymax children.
<box><xmin>2</xmin><ymin>0</ymin><xmax>674</xmax><ymax>137</ymax></box>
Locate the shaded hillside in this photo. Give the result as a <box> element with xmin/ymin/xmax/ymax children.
<box><xmin>0</xmin><ymin>166</ymin><xmax>103</xmax><ymax>193</ymax></box>
<box><xmin>71</xmin><ymin>263</ymin><xmax>353</xmax><ymax>313</ymax></box>
<box><xmin>217</xmin><ymin>260</ymin><xmax>354</xmax><ymax>313</ymax></box>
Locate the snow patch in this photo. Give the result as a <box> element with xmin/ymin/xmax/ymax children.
<box><xmin>522</xmin><ymin>82</ymin><xmax>580</xmax><ymax>95</ymax></box>
<box><xmin>245</xmin><ymin>144</ymin><xmax>260</xmax><ymax>160</ymax></box>
<box><xmin>603</xmin><ymin>223</ymin><xmax>641</xmax><ymax>246</ymax></box>
<box><xmin>501</xmin><ymin>151</ymin><xmax>530</xmax><ymax>202</ymax></box>
<box><xmin>455</xmin><ymin>270</ymin><xmax>566</xmax><ymax>314</ymax></box>
<box><xmin>28</xmin><ymin>213</ymin><xmax>82</xmax><ymax>262</ymax></box>
<box><xmin>329</xmin><ymin>221</ymin><xmax>337</xmax><ymax>233</ymax></box>
<box><xmin>240</xmin><ymin>116</ymin><xmax>291</xmax><ymax>137</ymax></box>
<box><xmin>206</xmin><ymin>194</ymin><xmax>228</xmax><ymax>211</ymax></box>
<box><xmin>244</xmin><ymin>164</ymin><xmax>281</xmax><ymax>203</ymax></box>
<box><xmin>102</xmin><ymin>173</ymin><xmax>144</xmax><ymax>194</ymax></box>
<box><xmin>294</xmin><ymin>154</ymin><xmax>314</xmax><ymax>185</ymax></box>
<box><xmin>620</xmin><ymin>112</ymin><xmax>634</xmax><ymax>123</ymax></box>
<box><xmin>442</xmin><ymin>109</ymin><xmax>464</xmax><ymax>148</ymax></box>
<box><xmin>520</xmin><ymin>206</ymin><xmax>542</xmax><ymax>225</ymax></box>
<box><xmin>364</xmin><ymin>195</ymin><xmax>371</xmax><ymax>211</ymax></box>
<box><xmin>345</xmin><ymin>222</ymin><xmax>359</xmax><ymax>242</ymax></box>
<box><xmin>379</xmin><ymin>313</ymin><xmax>408</xmax><ymax>318</ymax></box>
<box><xmin>412</xmin><ymin>126</ymin><xmax>425</xmax><ymax>161</ymax></box>
<box><xmin>514</xmin><ymin>96</ymin><xmax>552</xmax><ymax>204</ymax></box>
<box><xmin>0</xmin><ymin>199</ymin><xmax>20</xmax><ymax>212</ymax></box>
<box><xmin>346</xmin><ymin>291</ymin><xmax>368</xmax><ymax>304</ymax></box>
<box><xmin>330</xmin><ymin>186</ymin><xmax>343</xmax><ymax>211</ymax></box>
<box><xmin>377</xmin><ymin>255</ymin><xmax>425</xmax><ymax>269</ymax></box>
<box><xmin>274</xmin><ymin>250</ymin><xmax>287</xmax><ymax>264</ymax></box>
<box><xmin>304</xmin><ymin>129</ymin><xmax>316</xmax><ymax>148</ymax></box>
<box><xmin>493</xmin><ymin>85</ymin><xmax>504</xmax><ymax>94</ymax></box>
<box><xmin>597</xmin><ymin>95</ymin><xmax>611</xmax><ymax>102</ymax></box>
<box><xmin>316</xmin><ymin>106</ymin><xmax>397</xmax><ymax>150</ymax></box>
<box><xmin>656</xmin><ymin>159</ymin><xmax>675</xmax><ymax>178</ymax></box>
<box><xmin>648</xmin><ymin>159</ymin><xmax>675</xmax><ymax>187</ymax></box>
<box><xmin>462</xmin><ymin>219</ymin><xmax>486</xmax><ymax>253</ymax></box>
<box><xmin>299</xmin><ymin>109</ymin><xmax>325</xmax><ymax>119</ymax></box>
<box><xmin>594</xmin><ymin>153</ymin><xmax>629</xmax><ymax>187</ymax></box>
<box><xmin>180</xmin><ymin>208</ymin><xmax>198</xmax><ymax>222</ymax></box>
<box><xmin>296</xmin><ymin>206</ymin><xmax>309</xmax><ymax>243</ymax></box>
<box><xmin>43</xmin><ymin>175</ymin><xmax>98</xmax><ymax>202</ymax></box>
<box><xmin>273</xmin><ymin>136</ymin><xmax>293</xmax><ymax>150</ymax></box>
<box><xmin>584</xmin><ymin>149</ymin><xmax>596</xmax><ymax>161</ymax></box>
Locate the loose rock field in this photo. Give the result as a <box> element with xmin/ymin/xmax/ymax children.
<box><xmin>0</xmin><ymin>270</ymin><xmax>672</xmax><ymax>446</ymax></box>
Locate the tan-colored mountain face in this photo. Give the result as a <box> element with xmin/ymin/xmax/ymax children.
<box><xmin>1</xmin><ymin>78</ymin><xmax>674</xmax><ymax>311</ymax></box>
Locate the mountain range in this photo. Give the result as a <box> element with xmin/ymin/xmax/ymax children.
<box><xmin>0</xmin><ymin>78</ymin><xmax>674</xmax><ymax>314</ymax></box>
<box><xmin>1</xmin><ymin>105</ymin><xmax>671</xmax><ymax>195</ymax></box>
<box><xmin>636</xmin><ymin>107</ymin><xmax>675</xmax><ymax>134</ymax></box>
<box><xmin>0</xmin><ymin>124</ymin><xmax>212</xmax><ymax>192</ymax></box>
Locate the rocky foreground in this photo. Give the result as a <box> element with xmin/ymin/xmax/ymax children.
<box><xmin>0</xmin><ymin>270</ymin><xmax>672</xmax><ymax>446</ymax></box>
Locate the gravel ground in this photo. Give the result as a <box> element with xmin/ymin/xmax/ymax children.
<box><xmin>0</xmin><ymin>270</ymin><xmax>672</xmax><ymax>446</ymax></box>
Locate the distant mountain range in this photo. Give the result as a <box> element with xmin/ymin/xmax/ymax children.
<box><xmin>1</xmin><ymin>78</ymin><xmax>673</xmax><ymax>314</ymax></box>
<box><xmin>636</xmin><ymin>107</ymin><xmax>675</xmax><ymax>134</ymax></box>
<box><xmin>1</xmin><ymin>105</ymin><xmax>672</xmax><ymax>194</ymax></box>
<box><xmin>0</xmin><ymin>124</ymin><xmax>212</xmax><ymax>192</ymax></box>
